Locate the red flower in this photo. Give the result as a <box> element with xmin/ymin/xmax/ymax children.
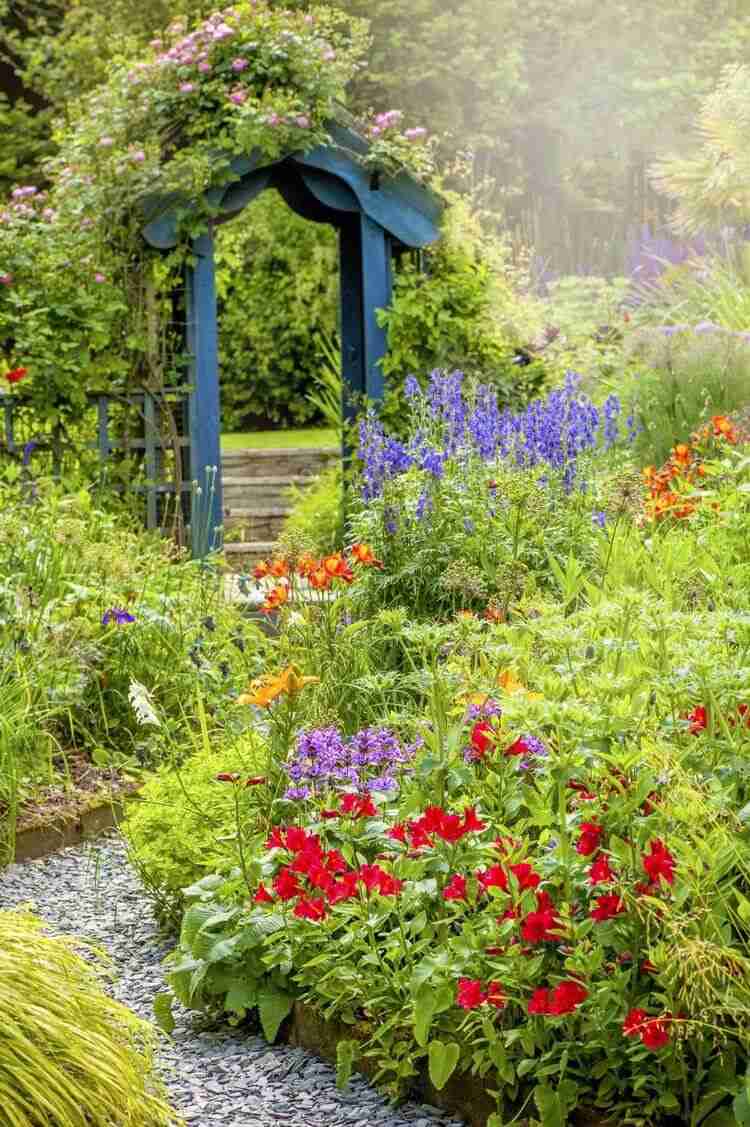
<box><xmin>388</xmin><ymin>823</ymin><xmax>407</xmax><ymax>843</ymax></box>
<box><xmin>408</xmin><ymin>805</ymin><xmax>485</xmax><ymax>846</ymax></box>
<box><xmin>358</xmin><ymin>864</ymin><xmax>403</xmax><ymax>896</ymax></box>
<box><xmin>328</xmin><ymin>872</ymin><xmax>359</xmax><ymax>904</ymax></box>
<box><xmin>293</xmin><ymin>896</ymin><xmax>327</xmax><ymax>921</ymax></box>
<box><xmin>476</xmin><ymin>864</ymin><xmax>509</xmax><ymax>893</ymax></box>
<box><xmin>590</xmin><ymin>893</ymin><xmax>625</xmax><ymax>922</ymax></box>
<box><xmin>643</xmin><ymin>839</ymin><xmax>676</xmax><ymax>886</ymax></box>
<box><xmin>443</xmin><ymin>874</ymin><xmax>468</xmax><ymax>901</ymax></box>
<box><xmin>340</xmin><ymin>793</ymin><xmax>377</xmax><ymax>819</ymax></box>
<box><xmin>623</xmin><ymin>1009</ymin><xmax>671</xmax><ymax>1050</ymax></box>
<box><xmin>253</xmin><ymin>883</ymin><xmax>274</xmax><ymax>904</ymax></box>
<box><xmin>568</xmin><ymin>780</ymin><xmax>597</xmax><ymax>802</ymax></box>
<box><xmin>486</xmin><ymin>981</ymin><xmax>506</xmax><ymax>1010</ymax></box>
<box><xmin>508</xmin><ymin>862</ymin><xmax>541</xmax><ymax>890</ymax></box>
<box><xmin>641</xmin><ymin>1016</ymin><xmax>671</xmax><ymax>1051</ymax></box>
<box><xmin>286</xmin><ymin>826</ymin><xmax>313</xmax><ymax>852</ymax></box>
<box><xmin>576</xmin><ymin>822</ymin><xmax>604</xmax><ymax>856</ymax></box>
<box><xmin>739</xmin><ymin>703</ymin><xmax>750</xmax><ymax>728</ymax></box>
<box><xmin>245</xmin><ymin>776</ymin><xmax>266</xmax><ymax>786</ymax></box>
<box><xmin>457</xmin><ymin>978</ymin><xmax>486</xmax><ymax>1010</ymax></box>
<box><xmin>505</xmin><ymin>737</ymin><xmax>530</xmax><ymax>757</ymax></box>
<box><xmin>215</xmin><ymin>772</ymin><xmax>240</xmax><ymax>783</ymax></box>
<box><xmin>273</xmin><ymin>868</ymin><xmax>302</xmax><ymax>901</ymax></box>
<box><xmin>622</xmin><ymin>1007</ymin><xmax>648</xmax><ymax>1037</ymax></box>
<box><xmin>461</xmin><ymin>806</ymin><xmax>486</xmax><ymax>834</ymax></box>
<box><xmin>548</xmin><ymin>980</ymin><xmax>588</xmax><ymax>1015</ymax></box>
<box><xmin>588</xmin><ymin>854</ymin><xmax>615</xmax><ymax>885</ymax></box>
<box><xmin>521</xmin><ymin>891</ymin><xmax>560</xmax><ymax>943</ymax></box>
<box><xmin>528</xmin><ymin>987</ymin><xmax>552</xmax><ymax>1015</ymax></box>
<box><xmin>5</xmin><ymin>366</ymin><xmax>27</xmax><ymax>384</ymax></box>
<box><xmin>641</xmin><ymin>959</ymin><xmax>658</xmax><ymax>975</ymax></box>
<box><xmin>320</xmin><ymin>809</ymin><xmax>339</xmax><ymax>820</ymax></box>
<box><xmin>687</xmin><ymin>705</ymin><xmax>708</xmax><ymax>734</ymax></box>
<box><xmin>470</xmin><ymin>720</ymin><xmax>495</xmax><ymax>759</ymax></box>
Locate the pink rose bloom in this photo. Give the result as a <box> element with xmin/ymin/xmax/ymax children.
<box><xmin>404</xmin><ymin>127</ymin><xmax>427</xmax><ymax>141</ymax></box>
<box><xmin>0</xmin><ymin>274</ymin><xmax>12</xmax><ymax>285</ymax></box>
<box><xmin>295</xmin><ymin>115</ymin><xmax>310</xmax><ymax>128</ymax></box>
<box><xmin>94</xmin><ymin>273</ymin><xmax>106</xmax><ymax>283</ymax></box>
<box><xmin>179</xmin><ymin>82</ymin><xmax>196</xmax><ymax>93</ymax></box>
<box><xmin>323</xmin><ymin>49</ymin><xmax>336</xmax><ymax>61</ymax></box>
<box><xmin>229</xmin><ymin>89</ymin><xmax>246</xmax><ymax>105</ymax></box>
<box><xmin>231</xmin><ymin>57</ymin><xmax>249</xmax><ymax>71</ymax></box>
<box><xmin>99</xmin><ymin>137</ymin><xmax>114</xmax><ymax>147</ymax></box>
<box><xmin>131</xmin><ymin>150</ymin><xmax>146</xmax><ymax>163</ymax></box>
<box><xmin>198</xmin><ymin>62</ymin><xmax>212</xmax><ymax>73</ymax></box>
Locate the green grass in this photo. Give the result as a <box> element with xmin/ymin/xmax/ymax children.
<box><xmin>221</xmin><ymin>428</ymin><xmax>338</xmax><ymax>451</ymax></box>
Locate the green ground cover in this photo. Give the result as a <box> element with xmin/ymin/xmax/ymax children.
<box><xmin>221</xmin><ymin>429</ymin><xmax>338</xmax><ymax>451</ymax></box>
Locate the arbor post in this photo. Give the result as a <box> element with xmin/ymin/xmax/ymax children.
<box><xmin>185</xmin><ymin>229</ymin><xmax>223</xmax><ymax>558</ymax></box>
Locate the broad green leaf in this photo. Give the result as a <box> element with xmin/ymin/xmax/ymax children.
<box><xmin>336</xmin><ymin>1039</ymin><xmax>358</xmax><ymax>1091</ymax></box>
<box><xmin>413</xmin><ymin>987</ymin><xmax>438</xmax><ymax>1047</ymax></box>
<box><xmin>428</xmin><ymin>1040</ymin><xmax>460</xmax><ymax>1091</ymax></box>
<box><xmin>257</xmin><ymin>987</ymin><xmax>293</xmax><ymax>1043</ymax></box>
<box><xmin>152</xmin><ymin>992</ymin><xmax>175</xmax><ymax>1035</ymax></box>
<box><xmin>225</xmin><ymin>977</ymin><xmax>259</xmax><ymax>1013</ymax></box>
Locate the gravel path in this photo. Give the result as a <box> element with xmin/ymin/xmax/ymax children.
<box><xmin>0</xmin><ymin>835</ymin><xmax>463</xmax><ymax>1127</ymax></box>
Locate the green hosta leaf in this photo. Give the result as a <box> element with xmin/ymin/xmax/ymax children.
<box><xmin>153</xmin><ymin>992</ymin><xmax>175</xmax><ymax>1035</ymax></box>
<box><xmin>428</xmin><ymin>1040</ymin><xmax>460</xmax><ymax>1091</ymax></box>
<box><xmin>181</xmin><ymin>903</ymin><xmax>217</xmax><ymax>949</ymax></box>
<box><xmin>257</xmin><ymin>987</ymin><xmax>293</xmax><ymax>1043</ymax></box>
<box><xmin>336</xmin><ymin>1039</ymin><xmax>358</xmax><ymax>1091</ymax></box>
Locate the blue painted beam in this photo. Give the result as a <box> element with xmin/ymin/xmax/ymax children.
<box><xmin>360</xmin><ymin>215</ymin><xmax>390</xmax><ymax>403</ymax></box>
<box><xmin>185</xmin><ymin>231</ymin><xmax>223</xmax><ymax>557</ymax></box>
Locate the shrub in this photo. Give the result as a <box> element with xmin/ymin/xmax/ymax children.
<box><xmin>280</xmin><ymin>465</ymin><xmax>343</xmax><ymax>557</ymax></box>
<box><xmin>0</xmin><ymin>909</ymin><xmax>178</xmax><ymax>1127</ymax></box>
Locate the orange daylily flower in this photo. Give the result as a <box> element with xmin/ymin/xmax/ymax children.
<box><xmin>309</xmin><ymin>567</ymin><xmax>332</xmax><ymax>591</ymax></box>
<box><xmin>350</xmin><ymin>543</ymin><xmax>383</xmax><ymax>568</ymax></box>
<box><xmin>269</xmin><ymin>558</ymin><xmax>289</xmax><ymax>578</ymax></box>
<box><xmin>712</xmin><ymin>415</ymin><xmax>738</xmax><ymax>443</ymax></box>
<box><xmin>253</xmin><ymin>560</ymin><xmax>270</xmax><ymax>580</ymax></box>
<box><xmin>322</xmin><ymin>553</ymin><xmax>354</xmax><ymax>583</ymax></box>
<box><xmin>497</xmin><ymin>668</ymin><xmax>543</xmax><ymax>700</ymax></box>
<box><xmin>237</xmin><ymin>665</ymin><xmax>319</xmax><ymax>708</ymax></box>
<box><xmin>261</xmin><ymin>582</ymin><xmax>289</xmax><ymax>613</ymax></box>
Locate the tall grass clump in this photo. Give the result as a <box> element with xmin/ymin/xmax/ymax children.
<box><xmin>0</xmin><ymin>910</ymin><xmax>180</xmax><ymax>1127</ymax></box>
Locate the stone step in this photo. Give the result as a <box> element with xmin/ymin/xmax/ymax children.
<box><xmin>222</xmin><ymin>474</ymin><xmax>309</xmax><ymax>509</ymax></box>
<box><xmin>224</xmin><ymin>541</ymin><xmax>277</xmax><ymax>570</ymax></box>
<box><xmin>223</xmin><ymin>507</ymin><xmax>287</xmax><ymax>541</ymax></box>
<box><xmin>221</xmin><ymin>445</ymin><xmax>338</xmax><ymax>480</ymax></box>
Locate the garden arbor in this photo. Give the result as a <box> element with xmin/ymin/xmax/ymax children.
<box><xmin>141</xmin><ymin>123</ymin><xmax>443</xmax><ymax>553</ymax></box>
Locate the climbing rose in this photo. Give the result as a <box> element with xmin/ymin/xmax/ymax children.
<box><xmin>643</xmin><ymin>839</ymin><xmax>676</xmax><ymax>885</ymax></box>
<box><xmin>576</xmin><ymin>822</ymin><xmax>604</xmax><ymax>856</ymax></box>
<box><xmin>456</xmin><ymin>979</ymin><xmax>486</xmax><ymax>1010</ymax></box>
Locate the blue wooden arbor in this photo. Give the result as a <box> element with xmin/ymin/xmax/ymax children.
<box><xmin>141</xmin><ymin>123</ymin><xmax>443</xmax><ymax>554</ymax></box>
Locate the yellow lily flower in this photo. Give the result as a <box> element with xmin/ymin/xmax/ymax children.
<box><xmin>236</xmin><ymin>665</ymin><xmax>319</xmax><ymax>708</ymax></box>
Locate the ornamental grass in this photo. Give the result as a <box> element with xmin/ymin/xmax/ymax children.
<box><xmin>0</xmin><ymin>910</ymin><xmax>180</xmax><ymax>1127</ymax></box>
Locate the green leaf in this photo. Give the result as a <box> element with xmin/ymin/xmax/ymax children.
<box><xmin>181</xmin><ymin>903</ymin><xmax>217</xmax><ymax>949</ymax></box>
<box><xmin>734</xmin><ymin>1090</ymin><xmax>750</xmax><ymax>1126</ymax></box>
<box><xmin>257</xmin><ymin>987</ymin><xmax>293</xmax><ymax>1043</ymax></box>
<box><xmin>702</xmin><ymin>1110</ymin><xmax>736</xmax><ymax>1127</ymax></box>
<box><xmin>428</xmin><ymin>1040</ymin><xmax>460</xmax><ymax>1091</ymax></box>
<box><xmin>225</xmin><ymin>977</ymin><xmax>259</xmax><ymax>1013</ymax></box>
<box><xmin>414</xmin><ymin>989</ymin><xmax>438</xmax><ymax>1048</ymax></box>
<box><xmin>534</xmin><ymin>1083</ymin><xmax>567</xmax><ymax>1127</ymax></box>
<box><xmin>153</xmin><ymin>992</ymin><xmax>175</xmax><ymax>1035</ymax></box>
<box><xmin>336</xmin><ymin>1039</ymin><xmax>358</xmax><ymax>1091</ymax></box>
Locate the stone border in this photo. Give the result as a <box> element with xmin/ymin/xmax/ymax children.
<box><xmin>5</xmin><ymin>791</ymin><xmax>137</xmax><ymax>865</ymax></box>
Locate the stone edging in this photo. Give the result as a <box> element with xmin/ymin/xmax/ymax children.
<box><xmin>5</xmin><ymin>791</ymin><xmax>137</xmax><ymax>865</ymax></box>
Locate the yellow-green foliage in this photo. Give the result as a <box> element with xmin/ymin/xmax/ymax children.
<box><xmin>0</xmin><ymin>910</ymin><xmax>180</xmax><ymax>1127</ymax></box>
<box><xmin>122</xmin><ymin>733</ymin><xmax>266</xmax><ymax>904</ymax></box>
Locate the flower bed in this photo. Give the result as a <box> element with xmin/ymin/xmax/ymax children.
<box><xmin>120</xmin><ymin>370</ymin><xmax>750</xmax><ymax>1127</ymax></box>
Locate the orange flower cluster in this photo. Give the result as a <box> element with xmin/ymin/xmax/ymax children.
<box><xmin>643</xmin><ymin>415</ymin><xmax>738</xmax><ymax>522</ymax></box>
<box><xmin>252</xmin><ymin>544</ymin><xmax>382</xmax><ymax>612</ymax></box>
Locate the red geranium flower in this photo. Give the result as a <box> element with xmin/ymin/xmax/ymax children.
<box><xmin>470</xmin><ymin>720</ymin><xmax>495</xmax><ymax>759</ymax></box>
<box><xmin>588</xmin><ymin>854</ymin><xmax>615</xmax><ymax>885</ymax></box>
<box><xmin>293</xmin><ymin>896</ymin><xmax>327</xmax><ymax>921</ymax></box>
<box><xmin>273</xmin><ymin>868</ymin><xmax>303</xmax><ymax>900</ymax></box>
<box><xmin>476</xmin><ymin>864</ymin><xmax>509</xmax><ymax>893</ymax></box>
<box><xmin>643</xmin><ymin>839</ymin><xmax>676</xmax><ymax>885</ymax></box>
<box><xmin>457</xmin><ymin>978</ymin><xmax>486</xmax><ymax>1009</ymax></box>
<box><xmin>622</xmin><ymin>1007</ymin><xmax>648</xmax><ymax>1037</ymax></box>
<box><xmin>521</xmin><ymin>891</ymin><xmax>560</xmax><ymax>943</ymax></box>
<box><xmin>486</xmin><ymin>981</ymin><xmax>506</xmax><ymax>1010</ymax></box>
<box><xmin>508</xmin><ymin>862</ymin><xmax>541</xmax><ymax>890</ymax></box>
<box><xmin>528</xmin><ymin>987</ymin><xmax>552</xmax><ymax>1015</ymax></box>
<box><xmin>340</xmin><ymin>793</ymin><xmax>377</xmax><ymax>819</ymax></box>
<box><xmin>5</xmin><ymin>366</ymin><xmax>27</xmax><ymax>384</ymax></box>
<box><xmin>505</xmin><ymin>737</ymin><xmax>530</xmax><ymax>757</ymax></box>
<box><xmin>576</xmin><ymin>822</ymin><xmax>604</xmax><ymax>856</ymax></box>
<box><xmin>590</xmin><ymin>893</ymin><xmax>625</xmax><ymax>921</ymax></box>
<box><xmin>443</xmin><ymin>874</ymin><xmax>468</xmax><ymax>901</ymax></box>
<box><xmin>687</xmin><ymin>705</ymin><xmax>708</xmax><ymax>734</ymax></box>
<box><xmin>253</xmin><ymin>883</ymin><xmax>274</xmax><ymax>904</ymax></box>
<box><xmin>548</xmin><ymin>980</ymin><xmax>588</xmax><ymax>1015</ymax></box>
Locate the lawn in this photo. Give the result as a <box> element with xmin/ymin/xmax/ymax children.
<box><xmin>221</xmin><ymin>428</ymin><xmax>338</xmax><ymax>451</ymax></box>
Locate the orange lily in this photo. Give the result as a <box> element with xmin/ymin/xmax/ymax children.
<box><xmin>237</xmin><ymin>665</ymin><xmax>319</xmax><ymax>708</ymax></box>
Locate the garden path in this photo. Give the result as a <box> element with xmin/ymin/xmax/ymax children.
<box><xmin>0</xmin><ymin>836</ymin><xmax>462</xmax><ymax>1127</ymax></box>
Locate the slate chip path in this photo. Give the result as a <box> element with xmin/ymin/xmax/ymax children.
<box><xmin>0</xmin><ymin>836</ymin><xmax>463</xmax><ymax>1127</ymax></box>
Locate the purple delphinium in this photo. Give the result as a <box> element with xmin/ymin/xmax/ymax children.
<box><xmin>102</xmin><ymin>607</ymin><xmax>135</xmax><ymax>626</ymax></box>
<box><xmin>404</xmin><ymin>374</ymin><xmax>421</xmax><ymax>399</ymax></box>
<box><xmin>592</xmin><ymin>510</ymin><xmax>607</xmax><ymax>529</ymax></box>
